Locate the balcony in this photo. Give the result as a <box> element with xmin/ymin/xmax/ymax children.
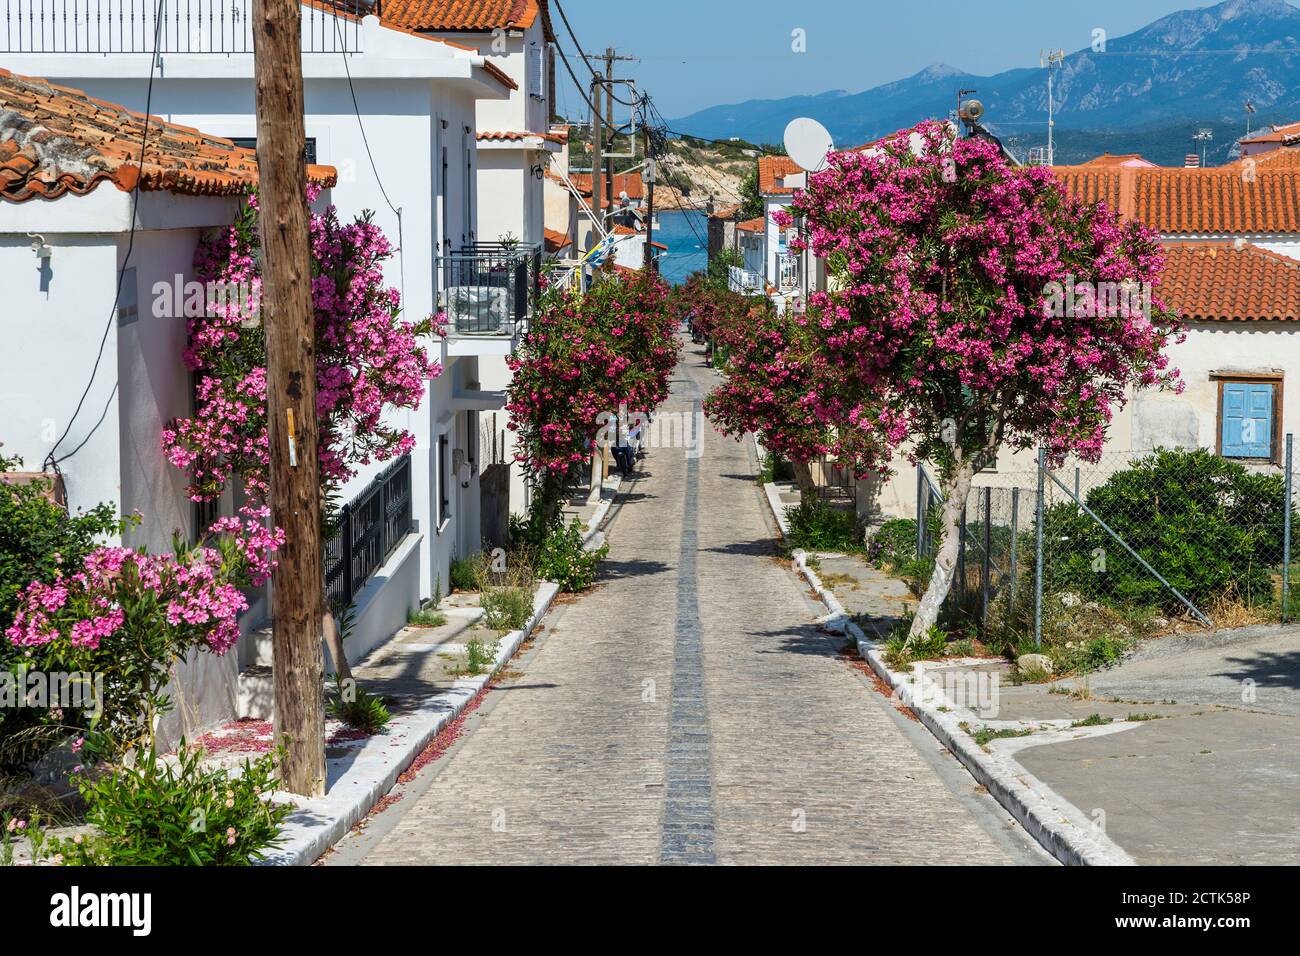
<box><xmin>437</xmin><ymin>242</ymin><xmax>541</xmax><ymax>356</ymax></box>
<box><xmin>727</xmin><ymin>264</ymin><xmax>763</xmax><ymax>295</ymax></box>
<box><xmin>1</xmin><ymin>0</ymin><xmax>368</xmax><ymax>54</ymax></box>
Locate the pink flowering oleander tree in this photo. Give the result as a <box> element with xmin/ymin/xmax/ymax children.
<box><xmin>163</xmin><ymin>189</ymin><xmax>440</xmax><ymax>676</ymax></box>
<box><xmin>784</xmin><ymin>121</ymin><xmax>1183</xmax><ymax>643</ymax></box>
<box><xmin>5</xmin><ymin>521</ymin><xmax>279</xmax><ymax>757</ymax></box>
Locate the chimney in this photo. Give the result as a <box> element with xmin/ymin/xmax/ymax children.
<box><xmin>1184</xmin><ymin>154</ymin><xmax>1201</xmax><ymax>168</ymax></box>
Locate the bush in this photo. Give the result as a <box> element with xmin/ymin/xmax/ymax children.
<box><xmin>785</xmin><ymin>498</ymin><xmax>863</xmax><ymax>553</ymax></box>
<box><xmin>1042</xmin><ymin>448</ymin><xmax>1291</xmax><ymax>612</ymax></box>
<box><xmin>464</xmin><ymin>636</ymin><xmax>500</xmax><ymax>676</ymax></box>
<box><xmin>326</xmin><ymin>676</ymin><xmax>391</xmax><ymax>734</ymax></box>
<box><xmin>481</xmin><ymin>586</ymin><xmax>534</xmax><ymax>632</ymax></box>
<box><xmin>449</xmin><ymin>554</ymin><xmax>481</xmax><ymax>593</ymax></box>
<box><xmin>510</xmin><ymin>509</ymin><xmax>606</xmax><ymax>593</ymax></box>
<box><xmin>534</xmin><ymin>520</ymin><xmax>606</xmax><ymax>592</ymax></box>
<box><xmin>0</xmin><ymin>458</ymin><xmax>117</xmax><ymax>647</ymax></box>
<box><xmin>52</xmin><ymin>743</ymin><xmax>291</xmax><ymax>866</ymax></box>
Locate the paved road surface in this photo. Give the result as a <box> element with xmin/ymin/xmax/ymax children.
<box><xmin>329</xmin><ymin>340</ymin><xmax>1046</xmax><ymax>866</ymax></box>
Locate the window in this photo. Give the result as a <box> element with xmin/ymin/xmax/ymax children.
<box><xmin>228</xmin><ymin>137</ymin><xmax>318</xmax><ymax>165</ymax></box>
<box><xmin>528</xmin><ymin>44</ymin><xmax>544</xmax><ymax>100</ymax></box>
<box><xmin>1219</xmin><ymin>379</ymin><xmax>1278</xmax><ymax>460</ymax></box>
<box><xmin>437</xmin><ymin>433</ymin><xmax>451</xmax><ymax>529</ymax></box>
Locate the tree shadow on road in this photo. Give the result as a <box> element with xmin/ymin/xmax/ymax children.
<box><xmin>1215</xmin><ymin>648</ymin><xmax>1300</xmax><ymax>694</ymax></box>
<box><xmin>598</xmin><ymin>557</ymin><xmax>673</xmax><ymax>581</ymax></box>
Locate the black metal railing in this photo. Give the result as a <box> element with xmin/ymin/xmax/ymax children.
<box><xmin>437</xmin><ymin>242</ymin><xmax>542</xmax><ymax>336</ymax></box>
<box><xmin>324</xmin><ymin>453</ymin><xmax>412</xmax><ymax>606</ymax></box>
<box><xmin>2</xmin><ymin>0</ymin><xmax>369</xmax><ymax>53</ymax></box>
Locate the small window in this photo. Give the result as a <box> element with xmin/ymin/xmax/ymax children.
<box><xmin>1220</xmin><ymin>380</ymin><xmax>1277</xmax><ymax>460</ymax></box>
<box><xmin>229</xmin><ymin>137</ymin><xmax>317</xmax><ymax>165</ymax></box>
<box><xmin>438</xmin><ymin>433</ymin><xmax>451</xmax><ymax>528</ymax></box>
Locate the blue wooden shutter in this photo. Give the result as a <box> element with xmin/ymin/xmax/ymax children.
<box><xmin>1221</xmin><ymin>382</ymin><xmax>1274</xmax><ymax>458</ymax></box>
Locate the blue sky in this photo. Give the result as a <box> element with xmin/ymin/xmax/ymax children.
<box><xmin>551</xmin><ymin>0</ymin><xmax>1253</xmax><ymax>118</ymax></box>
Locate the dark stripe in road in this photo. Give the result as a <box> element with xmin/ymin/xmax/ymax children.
<box><xmin>660</xmin><ymin>400</ymin><xmax>716</xmax><ymax>865</ymax></box>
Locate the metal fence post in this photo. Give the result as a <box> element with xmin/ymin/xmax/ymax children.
<box><xmin>1285</xmin><ymin>434</ymin><xmax>1293</xmax><ymax>624</ymax></box>
<box><xmin>1009</xmin><ymin>487</ymin><xmax>1020</xmax><ymax>612</ymax></box>
<box><xmin>915</xmin><ymin>467</ymin><xmax>924</xmax><ymax>560</ymax></box>
<box><xmin>1034</xmin><ymin>448</ymin><xmax>1046</xmax><ymax>649</ymax></box>
<box><xmin>341</xmin><ymin>503</ymin><xmax>354</xmax><ymax>604</ymax></box>
<box><xmin>981</xmin><ymin>486</ymin><xmax>992</xmax><ymax>635</ymax></box>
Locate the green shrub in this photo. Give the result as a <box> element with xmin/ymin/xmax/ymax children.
<box><xmin>449</xmin><ymin>554</ymin><xmax>481</xmax><ymax>593</ymax></box>
<box><xmin>464</xmin><ymin>636</ymin><xmax>501</xmax><ymax>676</ymax></box>
<box><xmin>1042</xmin><ymin>448</ymin><xmax>1290</xmax><ymax>612</ymax></box>
<box><xmin>534</xmin><ymin>519</ymin><xmax>606</xmax><ymax>592</ymax></box>
<box><xmin>326</xmin><ymin>676</ymin><xmax>391</xmax><ymax>734</ymax></box>
<box><xmin>52</xmin><ymin>743</ymin><xmax>291</xmax><ymax>866</ymax></box>
<box><xmin>785</xmin><ymin>498</ymin><xmax>863</xmax><ymax>553</ymax></box>
<box><xmin>0</xmin><ymin>457</ymin><xmax>117</xmax><ymax>684</ymax></box>
<box><xmin>481</xmin><ymin>586</ymin><xmax>534</xmax><ymax>632</ymax></box>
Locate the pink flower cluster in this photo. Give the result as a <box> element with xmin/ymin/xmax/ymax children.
<box><xmin>5</xmin><ymin>533</ymin><xmax>274</xmax><ymax>657</ymax></box>
<box><xmin>163</xmin><ymin>195</ymin><xmax>439</xmax><ymax>506</ymax></box>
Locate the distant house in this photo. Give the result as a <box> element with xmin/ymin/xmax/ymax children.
<box><xmin>1238</xmin><ymin>120</ymin><xmax>1300</xmax><ymax>158</ymax></box>
<box><xmin>0</xmin><ymin>71</ymin><xmax>337</xmax><ymax>738</ymax></box>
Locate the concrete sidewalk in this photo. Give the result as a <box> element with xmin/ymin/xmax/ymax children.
<box><xmin>800</xmin><ymin>550</ymin><xmax>1300</xmax><ymax>865</ymax></box>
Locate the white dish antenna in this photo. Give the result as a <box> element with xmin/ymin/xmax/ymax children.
<box><xmin>783</xmin><ymin>117</ymin><xmax>834</xmax><ymax>173</ymax></box>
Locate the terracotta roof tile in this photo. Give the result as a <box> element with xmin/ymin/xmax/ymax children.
<box><xmin>758</xmin><ymin>154</ymin><xmax>802</xmax><ymax>195</ymax></box>
<box><xmin>1161</xmin><ymin>242</ymin><xmax>1300</xmax><ymax>322</ymax></box>
<box><xmin>736</xmin><ymin>216</ymin><xmax>765</xmax><ymax>233</ymax></box>
<box><xmin>570</xmin><ymin>170</ymin><xmax>643</xmax><ymax>200</ymax></box>
<box><xmin>543</xmin><ymin>226</ymin><xmax>570</xmax><ymax>251</ymax></box>
<box><xmin>1239</xmin><ymin>121</ymin><xmax>1300</xmax><ymax>146</ymax></box>
<box><xmin>0</xmin><ymin>68</ymin><xmax>336</xmax><ymax>203</ymax></box>
<box><xmin>1079</xmin><ymin>152</ymin><xmax>1157</xmax><ymax>168</ymax></box>
<box><xmin>1051</xmin><ymin>164</ymin><xmax>1300</xmax><ymax>235</ymax></box>
<box><xmin>477</xmin><ymin>129</ymin><xmax>566</xmax><ymax>143</ymax></box>
<box><xmin>381</xmin><ymin>0</ymin><xmax>555</xmax><ymax>41</ymax></box>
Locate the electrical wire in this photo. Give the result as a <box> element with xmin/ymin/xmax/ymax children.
<box><xmin>44</xmin><ymin>0</ymin><xmax>168</xmax><ymax>473</ymax></box>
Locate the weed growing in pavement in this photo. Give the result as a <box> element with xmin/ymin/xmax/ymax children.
<box><xmin>961</xmin><ymin>723</ymin><xmax>1037</xmax><ymax>748</ymax></box>
<box><xmin>408</xmin><ymin>607</ymin><xmax>448</xmax><ymax>628</ymax></box>
<box><xmin>1071</xmin><ymin>713</ymin><xmax>1114</xmax><ymax>728</ymax></box>
<box><xmin>464</xmin><ymin>637</ymin><xmax>501</xmax><ymax>676</ymax></box>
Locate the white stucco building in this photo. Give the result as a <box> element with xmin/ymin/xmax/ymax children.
<box><xmin>0</xmin><ymin>69</ymin><xmax>344</xmax><ymax>736</ymax></box>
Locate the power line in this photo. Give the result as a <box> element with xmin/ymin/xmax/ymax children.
<box><xmin>45</xmin><ymin>0</ymin><xmax>168</xmax><ymax>472</ymax></box>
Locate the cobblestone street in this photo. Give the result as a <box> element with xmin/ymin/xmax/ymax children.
<box><xmin>331</xmin><ymin>341</ymin><xmax>1046</xmax><ymax>866</ymax></box>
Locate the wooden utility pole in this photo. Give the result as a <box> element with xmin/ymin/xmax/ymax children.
<box><xmin>253</xmin><ymin>0</ymin><xmax>326</xmax><ymax>797</ymax></box>
<box><xmin>592</xmin><ymin>73</ymin><xmax>605</xmax><ymax>240</ymax></box>
<box><xmin>643</xmin><ymin>126</ymin><xmax>657</xmax><ymax>271</ymax></box>
<box><xmin>604</xmin><ymin>48</ymin><xmax>616</xmax><ymax>218</ymax></box>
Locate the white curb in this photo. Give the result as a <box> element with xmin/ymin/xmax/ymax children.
<box><xmin>263</xmin><ymin>580</ymin><xmax>563</xmax><ymax>866</ymax></box>
<box><xmin>788</xmin><ymin>548</ymin><xmax>1135</xmax><ymax>867</ymax></box>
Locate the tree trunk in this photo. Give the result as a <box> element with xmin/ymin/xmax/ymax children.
<box><xmin>791</xmin><ymin>459</ymin><xmax>817</xmax><ymax>500</ymax></box>
<box><xmin>320</xmin><ymin>584</ymin><xmax>352</xmax><ymax>683</ymax></box>
<box><xmin>908</xmin><ymin>458</ymin><xmax>977</xmax><ymax>643</ymax></box>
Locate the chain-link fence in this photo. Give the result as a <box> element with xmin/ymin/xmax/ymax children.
<box><xmin>905</xmin><ymin>440</ymin><xmax>1300</xmax><ymax>652</ymax></box>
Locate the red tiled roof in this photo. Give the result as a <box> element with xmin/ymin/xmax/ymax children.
<box><xmin>543</xmin><ymin>226</ymin><xmax>570</xmax><ymax>252</ymax></box>
<box><xmin>1237</xmin><ymin>148</ymin><xmax>1300</xmax><ymax>170</ymax></box>
<box><xmin>1161</xmin><ymin>242</ymin><xmax>1300</xmax><ymax>322</ymax></box>
<box><xmin>381</xmin><ymin>0</ymin><xmax>555</xmax><ymax>42</ymax></box>
<box><xmin>478</xmin><ymin>129</ymin><xmax>567</xmax><ymax>144</ymax></box>
<box><xmin>1239</xmin><ymin>121</ymin><xmax>1300</xmax><ymax>145</ymax></box>
<box><xmin>736</xmin><ymin>216</ymin><xmax>765</xmax><ymax>233</ymax></box>
<box><xmin>757</xmin><ymin>154</ymin><xmax>802</xmax><ymax>195</ymax></box>
<box><xmin>1050</xmin><ymin>164</ymin><xmax>1300</xmax><ymax>235</ymax></box>
<box><xmin>1079</xmin><ymin>152</ymin><xmax>1157</xmax><ymax>168</ymax></box>
<box><xmin>0</xmin><ymin>69</ymin><xmax>336</xmax><ymax>203</ymax></box>
<box><xmin>570</xmin><ymin>170</ymin><xmax>644</xmax><ymax>200</ymax></box>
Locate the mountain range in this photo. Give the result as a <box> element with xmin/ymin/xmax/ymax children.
<box><xmin>669</xmin><ymin>0</ymin><xmax>1300</xmax><ymax>167</ymax></box>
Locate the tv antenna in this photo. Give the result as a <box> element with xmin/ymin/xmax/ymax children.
<box><xmin>1040</xmin><ymin>48</ymin><xmax>1065</xmax><ymax>165</ymax></box>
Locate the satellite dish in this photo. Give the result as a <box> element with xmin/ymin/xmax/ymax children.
<box><xmin>958</xmin><ymin>99</ymin><xmax>985</xmax><ymax>124</ymax></box>
<box><xmin>784</xmin><ymin>117</ymin><xmax>834</xmax><ymax>173</ymax></box>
